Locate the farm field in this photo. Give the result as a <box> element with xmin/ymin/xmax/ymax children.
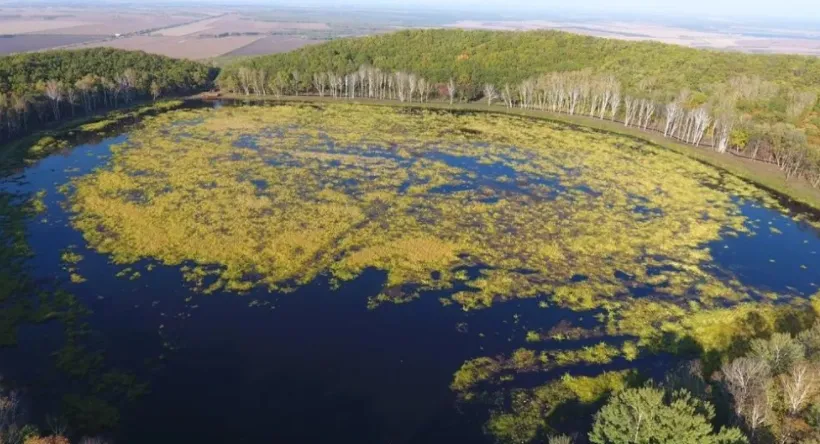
<box><xmin>75</xmin><ymin>35</ymin><xmax>265</xmax><ymax>59</ymax></box>
<box><xmin>225</xmin><ymin>36</ymin><xmax>320</xmax><ymax>56</ymax></box>
<box><xmin>0</xmin><ymin>34</ymin><xmax>102</xmax><ymax>54</ymax></box>
<box><xmin>447</xmin><ymin>19</ymin><xmax>820</xmax><ymax>55</ymax></box>
<box><xmin>0</xmin><ymin>7</ymin><xmax>334</xmax><ymax>58</ymax></box>
<box><xmin>153</xmin><ymin>14</ymin><xmax>331</xmax><ymax>37</ymax></box>
<box><xmin>0</xmin><ymin>8</ymin><xmax>200</xmax><ymax>36</ymax></box>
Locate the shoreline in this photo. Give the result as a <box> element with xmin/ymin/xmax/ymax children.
<box><xmin>209</xmin><ymin>93</ymin><xmax>820</xmax><ymax>214</ymax></box>
<box><xmin>6</xmin><ymin>92</ymin><xmax>820</xmax><ymax>214</ymax></box>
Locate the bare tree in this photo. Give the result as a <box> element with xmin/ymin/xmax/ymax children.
<box><xmin>447</xmin><ymin>78</ymin><xmax>456</xmax><ymax>105</ymax></box>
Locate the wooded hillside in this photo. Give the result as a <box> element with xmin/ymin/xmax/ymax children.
<box><xmin>0</xmin><ymin>48</ymin><xmax>215</xmax><ymax>141</ymax></box>
<box><xmin>219</xmin><ymin>29</ymin><xmax>820</xmax><ymax>95</ymax></box>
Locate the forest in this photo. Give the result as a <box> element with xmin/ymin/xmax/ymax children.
<box><xmin>0</xmin><ymin>48</ymin><xmax>216</xmax><ymax>142</ymax></box>
<box><xmin>217</xmin><ymin>29</ymin><xmax>820</xmax><ymax>189</ymax></box>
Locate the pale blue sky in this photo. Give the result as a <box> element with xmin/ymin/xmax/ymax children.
<box><xmin>260</xmin><ymin>0</ymin><xmax>816</xmax><ymax>19</ymax></box>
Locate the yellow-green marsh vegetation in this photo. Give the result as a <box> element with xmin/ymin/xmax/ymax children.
<box><xmin>53</xmin><ymin>102</ymin><xmax>820</xmax><ymax>442</ymax></box>
<box><xmin>69</xmin><ymin>103</ymin><xmax>788</xmax><ymax>312</ymax></box>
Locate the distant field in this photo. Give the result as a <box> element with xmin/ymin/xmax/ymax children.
<box><xmin>0</xmin><ymin>6</ymin><xmax>382</xmax><ymax>58</ymax></box>
<box><xmin>0</xmin><ymin>8</ymin><xmax>197</xmax><ymax>36</ymax></box>
<box><xmin>446</xmin><ymin>20</ymin><xmax>820</xmax><ymax>55</ymax></box>
<box><xmin>0</xmin><ymin>18</ymin><xmax>93</xmax><ymax>33</ymax></box>
<box><xmin>152</xmin><ymin>17</ymin><xmax>225</xmax><ymax>37</ymax></box>
<box><xmin>0</xmin><ymin>34</ymin><xmax>101</xmax><ymax>54</ymax></box>
<box><xmin>6</xmin><ymin>4</ymin><xmax>817</xmax><ymax>59</ymax></box>
<box><xmin>226</xmin><ymin>36</ymin><xmax>320</xmax><ymax>56</ymax></box>
<box><xmin>76</xmin><ymin>35</ymin><xmax>264</xmax><ymax>59</ymax></box>
<box><xmin>47</xmin><ymin>15</ymin><xmax>194</xmax><ymax>36</ymax></box>
<box><xmin>154</xmin><ymin>15</ymin><xmax>330</xmax><ymax>37</ymax></box>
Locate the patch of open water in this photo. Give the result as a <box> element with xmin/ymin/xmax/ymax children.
<box><xmin>0</xmin><ymin>107</ymin><xmax>819</xmax><ymax>443</ymax></box>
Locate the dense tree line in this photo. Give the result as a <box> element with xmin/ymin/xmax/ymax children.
<box><xmin>541</xmin><ymin>318</ymin><xmax>820</xmax><ymax>444</ymax></box>
<box><xmin>217</xmin><ymin>29</ymin><xmax>820</xmax><ymax>188</ymax></box>
<box><xmin>0</xmin><ymin>48</ymin><xmax>216</xmax><ymax>142</ymax></box>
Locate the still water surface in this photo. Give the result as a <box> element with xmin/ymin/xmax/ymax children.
<box><xmin>1</xmin><ymin>105</ymin><xmax>818</xmax><ymax>443</ymax></box>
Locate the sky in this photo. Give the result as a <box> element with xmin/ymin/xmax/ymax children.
<box><xmin>61</xmin><ymin>0</ymin><xmax>819</xmax><ymax>22</ymax></box>
<box><xmin>257</xmin><ymin>0</ymin><xmax>817</xmax><ymax>20</ymax></box>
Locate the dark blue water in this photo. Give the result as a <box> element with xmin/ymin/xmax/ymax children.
<box><xmin>0</xmin><ymin>116</ymin><xmax>819</xmax><ymax>443</ymax></box>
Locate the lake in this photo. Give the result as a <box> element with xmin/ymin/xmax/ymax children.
<box><xmin>0</xmin><ymin>101</ymin><xmax>818</xmax><ymax>443</ymax></box>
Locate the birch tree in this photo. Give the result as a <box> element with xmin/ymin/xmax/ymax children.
<box><xmin>483</xmin><ymin>83</ymin><xmax>498</xmax><ymax>106</ymax></box>
<box><xmin>609</xmin><ymin>88</ymin><xmax>621</xmax><ymax>121</ymax></box>
<box><xmin>150</xmin><ymin>81</ymin><xmax>161</xmax><ymax>102</ymax></box>
<box><xmin>599</xmin><ymin>75</ymin><xmax>618</xmax><ymax>120</ymax></box>
<box><xmin>313</xmin><ymin>72</ymin><xmax>327</xmax><ymax>97</ymax></box>
<box><xmin>780</xmin><ymin>362</ymin><xmax>817</xmax><ymax>415</ymax></box>
<box><xmin>624</xmin><ymin>97</ymin><xmax>637</xmax><ymax>127</ymax></box>
<box><xmin>408</xmin><ymin>73</ymin><xmax>417</xmax><ymax>102</ymax></box>
<box><xmin>664</xmin><ymin>101</ymin><xmax>682</xmax><ymax>137</ymax></box>
<box><xmin>722</xmin><ymin>357</ymin><xmax>771</xmax><ymax>419</ymax></box>
<box><xmin>65</xmin><ymin>86</ymin><xmax>78</xmax><ymax>116</ymax></box>
<box><xmin>501</xmin><ymin>84</ymin><xmax>514</xmax><ymax>108</ymax></box>
<box><xmin>237</xmin><ymin>67</ymin><xmax>252</xmax><ymax>96</ymax></box>
<box><xmin>690</xmin><ymin>107</ymin><xmax>711</xmax><ymax>146</ymax></box>
<box><xmin>43</xmin><ymin>80</ymin><xmax>62</xmax><ymax>121</ymax></box>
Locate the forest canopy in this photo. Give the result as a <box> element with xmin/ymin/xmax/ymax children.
<box><xmin>0</xmin><ymin>48</ymin><xmax>215</xmax><ymax>141</ymax></box>
<box><xmin>218</xmin><ymin>29</ymin><xmax>820</xmax><ymax>189</ymax></box>
<box><xmin>218</xmin><ymin>29</ymin><xmax>820</xmax><ymax>99</ymax></box>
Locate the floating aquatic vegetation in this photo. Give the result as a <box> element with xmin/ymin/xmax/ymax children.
<box><xmin>69</xmin><ymin>104</ymin><xmax>783</xmax><ymax>313</ymax></box>
<box><xmin>63</xmin><ymin>103</ymin><xmax>819</xmax><ymax>442</ymax></box>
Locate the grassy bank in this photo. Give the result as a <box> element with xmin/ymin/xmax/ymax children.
<box><xmin>215</xmin><ymin>93</ymin><xmax>820</xmax><ymax>212</ymax></box>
